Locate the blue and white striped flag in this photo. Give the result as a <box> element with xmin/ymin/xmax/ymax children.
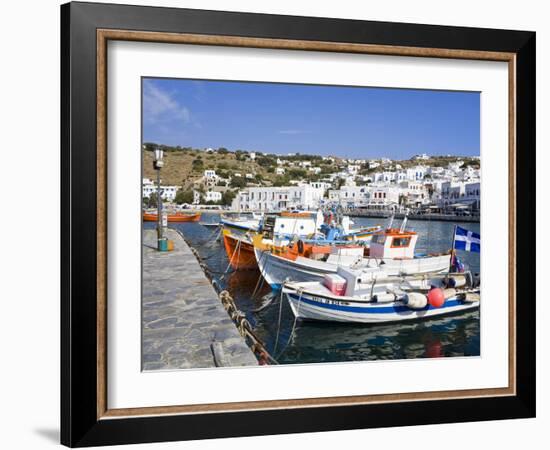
<box><xmin>453</xmin><ymin>226</ymin><xmax>480</xmax><ymax>253</ymax></box>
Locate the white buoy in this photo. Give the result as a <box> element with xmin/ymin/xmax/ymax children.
<box><xmin>404</xmin><ymin>292</ymin><xmax>428</xmax><ymax>309</ymax></box>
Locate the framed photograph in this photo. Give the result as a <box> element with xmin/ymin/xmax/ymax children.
<box><xmin>61</xmin><ymin>1</ymin><xmax>535</xmax><ymax>447</ymax></box>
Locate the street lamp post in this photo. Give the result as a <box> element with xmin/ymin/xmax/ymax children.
<box><xmin>153</xmin><ymin>147</ymin><xmax>164</xmax><ymax>250</ymax></box>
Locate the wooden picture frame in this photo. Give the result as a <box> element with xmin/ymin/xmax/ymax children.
<box><xmin>61</xmin><ymin>1</ymin><xmax>535</xmax><ymax>447</ymax></box>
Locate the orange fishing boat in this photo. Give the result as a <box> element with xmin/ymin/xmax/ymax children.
<box><xmin>222</xmin><ymin>230</ymin><xmax>258</xmax><ymax>270</ymax></box>
<box><xmin>142</xmin><ymin>211</ymin><xmax>201</xmax><ymax>222</ymax></box>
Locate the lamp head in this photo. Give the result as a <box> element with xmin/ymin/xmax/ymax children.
<box><xmin>153</xmin><ymin>147</ymin><xmax>164</xmax><ymax>169</ymax></box>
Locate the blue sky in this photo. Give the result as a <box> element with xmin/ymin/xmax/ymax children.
<box><xmin>142</xmin><ymin>78</ymin><xmax>479</xmax><ymax>159</ymax></box>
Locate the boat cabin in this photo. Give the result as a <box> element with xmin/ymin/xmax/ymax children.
<box><xmin>369</xmin><ymin>228</ymin><xmax>418</xmax><ymax>259</ymax></box>
<box><xmin>262</xmin><ymin>210</ymin><xmax>324</xmax><ymax>239</ymax></box>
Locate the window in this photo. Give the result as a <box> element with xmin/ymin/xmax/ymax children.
<box><xmin>371</xmin><ymin>234</ymin><xmax>386</xmax><ymax>245</ymax></box>
<box><xmin>391</xmin><ymin>237</ymin><xmax>411</xmax><ymax>248</ymax></box>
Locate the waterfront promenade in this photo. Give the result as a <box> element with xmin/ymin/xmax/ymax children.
<box><xmin>142</xmin><ymin>228</ymin><xmax>258</xmax><ymax>370</ymax></box>
<box><xmin>345</xmin><ymin>211</ymin><xmax>480</xmax><ymax>223</ymax></box>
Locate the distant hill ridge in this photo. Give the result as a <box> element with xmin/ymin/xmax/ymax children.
<box><xmin>142</xmin><ymin>144</ymin><xmax>479</xmax><ymax>188</ymax></box>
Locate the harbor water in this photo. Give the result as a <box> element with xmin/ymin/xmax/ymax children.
<box><xmin>144</xmin><ymin>214</ymin><xmax>480</xmax><ymax>364</ymax></box>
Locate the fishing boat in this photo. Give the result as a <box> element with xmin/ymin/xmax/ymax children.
<box><xmin>320</xmin><ymin>212</ymin><xmax>381</xmax><ymax>243</ymax></box>
<box><xmin>282</xmin><ymin>267</ymin><xmax>479</xmax><ymax>323</ymax></box>
<box><xmin>142</xmin><ymin>211</ymin><xmax>201</xmax><ymax>222</ymax></box>
<box><xmin>221</xmin><ymin>211</ymin><xmax>324</xmax><ymax>270</ymax></box>
<box><xmin>220</xmin><ymin>212</ymin><xmax>263</xmax><ymax>233</ymax></box>
<box><xmin>222</xmin><ymin>229</ymin><xmax>258</xmax><ymax>270</ymax></box>
<box><xmin>253</xmin><ymin>223</ymin><xmax>451</xmax><ymax>289</ymax></box>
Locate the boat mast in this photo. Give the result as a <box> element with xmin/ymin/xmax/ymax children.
<box><xmin>387</xmin><ymin>212</ymin><xmax>395</xmax><ymax>230</ymax></box>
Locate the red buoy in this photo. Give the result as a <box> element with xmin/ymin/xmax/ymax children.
<box><xmin>427</xmin><ymin>288</ymin><xmax>445</xmax><ymax>308</ymax></box>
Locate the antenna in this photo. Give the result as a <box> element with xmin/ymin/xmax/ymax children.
<box><xmin>400</xmin><ymin>209</ymin><xmax>409</xmax><ymax>233</ymax></box>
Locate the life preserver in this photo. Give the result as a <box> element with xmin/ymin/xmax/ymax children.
<box><xmin>297</xmin><ymin>240</ymin><xmax>305</xmax><ymax>254</ymax></box>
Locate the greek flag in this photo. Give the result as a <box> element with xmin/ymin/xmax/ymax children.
<box><xmin>453</xmin><ymin>226</ymin><xmax>480</xmax><ymax>252</ymax></box>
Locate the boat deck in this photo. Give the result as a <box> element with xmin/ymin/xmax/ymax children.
<box><xmin>142</xmin><ymin>228</ymin><xmax>258</xmax><ymax>370</ymax></box>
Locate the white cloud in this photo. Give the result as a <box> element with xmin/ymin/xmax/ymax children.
<box><xmin>143</xmin><ymin>80</ymin><xmax>191</xmax><ymax>124</ymax></box>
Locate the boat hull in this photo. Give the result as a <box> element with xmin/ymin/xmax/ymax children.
<box><xmin>223</xmin><ymin>233</ymin><xmax>258</xmax><ymax>270</ymax></box>
<box><xmin>143</xmin><ymin>212</ymin><xmax>201</xmax><ymax>222</ymax></box>
<box><xmin>255</xmin><ymin>247</ymin><xmax>450</xmax><ymax>290</ymax></box>
<box><xmin>284</xmin><ymin>289</ymin><xmax>479</xmax><ymax>323</ymax></box>
<box><xmin>255</xmin><ymin>247</ymin><xmax>334</xmax><ymax>289</ymax></box>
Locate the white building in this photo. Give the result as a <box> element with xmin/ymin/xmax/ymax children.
<box><xmin>369</xmin><ymin>160</ymin><xmax>380</xmax><ymax>169</ymax></box>
<box><xmin>309</xmin><ymin>166</ymin><xmax>322</xmax><ymax>174</ymax></box>
<box><xmin>412</xmin><ymin>153</ymin><xmax>430</xmax><ymax>160</ymax></box>
<box><xmin>373</xmin><ymin>171</ymin><xmax>397</xmax><ymax>183</ymax></box>
<box><xmin>347</xmin><ymin>164</ymin><xmax>361</xmax><ymax>175</ymax></box>
<box><xmin>328</xmin><ymin>185</ymin><xmax>400</xmax><ymax>210</ymax></box>
<box><xmin>193</xmin><ymin>190</ymin><xmax>222</xmax><ymax>204</ymax></box>
<box><xmin>448</xmin><ymin>161</ymin><xmax>465</xmax><ymax>171</ymax></box>
<box><xmin>309</xmin><ymin>181</ymin><xmax>332</xmax><ymax>193</ymax></box>
<box><xmin>231</xmin><ymin>185</ymin><xmax>324</xmax><ymax>212</ymax></box>
<box><xmin>249</xmin><ymin>152</ymin><xmax>256</xmax><ymax>160</ymax></box>
<box><xmin>328</xmin><ymin>185</ymin><xmax>370</xmax><ymax>207</ymax></box>
<box><xmin>399</xmin><ymin>181</ymin><xmax>430</xmax><ymax>207</ymax></box>
<box><xmin>203</xmin><ymin>169</ymin><xmax>218</xmax><ymax>187</ymax></box>
<box><xmin>405</xmin><ymin>165</ymin><xmax>427</xmax><ymax>181</ymax></box>
<box><xmin>366</xmin><ymin>186</ymin><xmax>400</xmax><ymax>211</ymax></box>
<box><xmin>276</xmin><ymin>167</ymin><xmax>286</xmax><ymax>175</ymax></box>
<box><xmin>438</xmin><ymin>181</ymin><xmax>466</xmax><ymax>207</ymax></box>
<box><xmin>464</xmin><ymin>181</ymin><xmax>480</xmax><ymax>210</ymax></box>
<box><xmin>142</xmin><ymin>178</ymin><xmax>179</xmax><ymax>201</ymax></box>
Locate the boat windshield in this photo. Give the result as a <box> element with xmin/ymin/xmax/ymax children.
<box><xmin>371</xmin><ymin>234</ymin><xmax>386</xmax><ymax>245</ymax></box>
<box><xmin>391</xmin><ymin>237</ymin><xmax>411</xmax><ymax>248</ymax></box>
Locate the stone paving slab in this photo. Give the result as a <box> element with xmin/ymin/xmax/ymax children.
<box><xmin>142</xmin><ymin>229</ymin><xmax>258</xmax><ymax>370</ymax></box>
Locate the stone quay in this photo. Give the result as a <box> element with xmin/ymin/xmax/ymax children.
<box><xmin>142</xmin><ymin>228</ymin><xmax>258</xmax><ymax>370</ymax></box>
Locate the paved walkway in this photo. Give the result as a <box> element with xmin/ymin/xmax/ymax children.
<box><xmin>142</xmin><ymin>229</ymin><xmax>258</xmax><ymax>370</ymax></box>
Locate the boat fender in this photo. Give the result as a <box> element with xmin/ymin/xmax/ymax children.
<box><xmin>443</xmin><ymin>288</ymin><xmax>457</xmax><ymax>300</ymax></box>
<box><xmin>464</xmin><ymin>292</ymin><xmax>481</xmax><ymax>303</ymax></box>
<box><xmin>427</xmin><ymin>288</ymin><xmax>445</xmax><ymax>308</ymax></box>
<box><xmin>404</xmin><ymin>292</ymin><xmax>427</xmax><ymax>310</ymax></box>
<box><xmin>373</xmin><ymin>293</ymin><xmax>396</xmax><ymax>303</ymax></box>
<box><xmin>449</xmin><ymin>276</ymin><xmax>466</xmax><ymax>288</ymax></box>
<box><xmin>297</xmin><ymin>240</ymin><xmax>304</xmax><ymax>254</ymax></box>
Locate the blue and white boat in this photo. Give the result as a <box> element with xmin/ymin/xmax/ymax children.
<box><xmin>282</xmin><ymin>267</ymin><xmax>479</xmax><ymax>323</ymax></box>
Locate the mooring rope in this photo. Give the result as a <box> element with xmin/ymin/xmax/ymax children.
<box><xmin>220</xmin><ymin>237</ymin><xmax>241</xmax><ymax>280</ymax></box>
<box><xmin>275</xmin><ymin>288</ymin><xmax>303</xmax><ymax>360</ymax></box>
<box><xmin>219</xmin><ymin>290</ymin><xmax>278</xmax><ymax>365</ymax></box>
<box><xmin>272</xmin><ymin>286</ymin><xmax>286</xmax><ymax>355</ymax></box>
<box><xmin>250</xmin><ymin>249</ymin><xmax>269</xmax><ymax>300</ymax></box>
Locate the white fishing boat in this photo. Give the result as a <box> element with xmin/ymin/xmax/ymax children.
<box><xmin>220</xmin><ymin>212</ymin><xmax>263</xmax><ymax>233</ymax></box>
<box><xmin>282</xmin><ymin>267</ymin><xmax>479</xmax><ymax>323</ymax></box>
<box><xmin>253</xmin><ymin>222</ymin><xmax>451</xmax><ymax>289</ymax></box>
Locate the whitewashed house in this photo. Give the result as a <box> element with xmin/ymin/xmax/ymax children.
<box><xmin>231</xmin><ymin>185</ymin><xmax>324</xmax><ymax>212</ymax></box>
<box><xmin>193</xmin><ymin>190</ymin><xmax>222</xmax><ymax>204</ymax></box>
<box><xmin>142</xmin><ymin>178</ymin><xmax>179</xmax><ymax>201</ymax></box>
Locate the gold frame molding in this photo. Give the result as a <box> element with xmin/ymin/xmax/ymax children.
<box><xmin>96</xmin><ymin>29</ymin><xmax>516</xmax><ymax>420</ymax></box>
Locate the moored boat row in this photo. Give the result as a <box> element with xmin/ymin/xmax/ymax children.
<box><xmin>218</xmin><ymin>210</ymin><xmax>480</xmax><ymax>324</ymax></box>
